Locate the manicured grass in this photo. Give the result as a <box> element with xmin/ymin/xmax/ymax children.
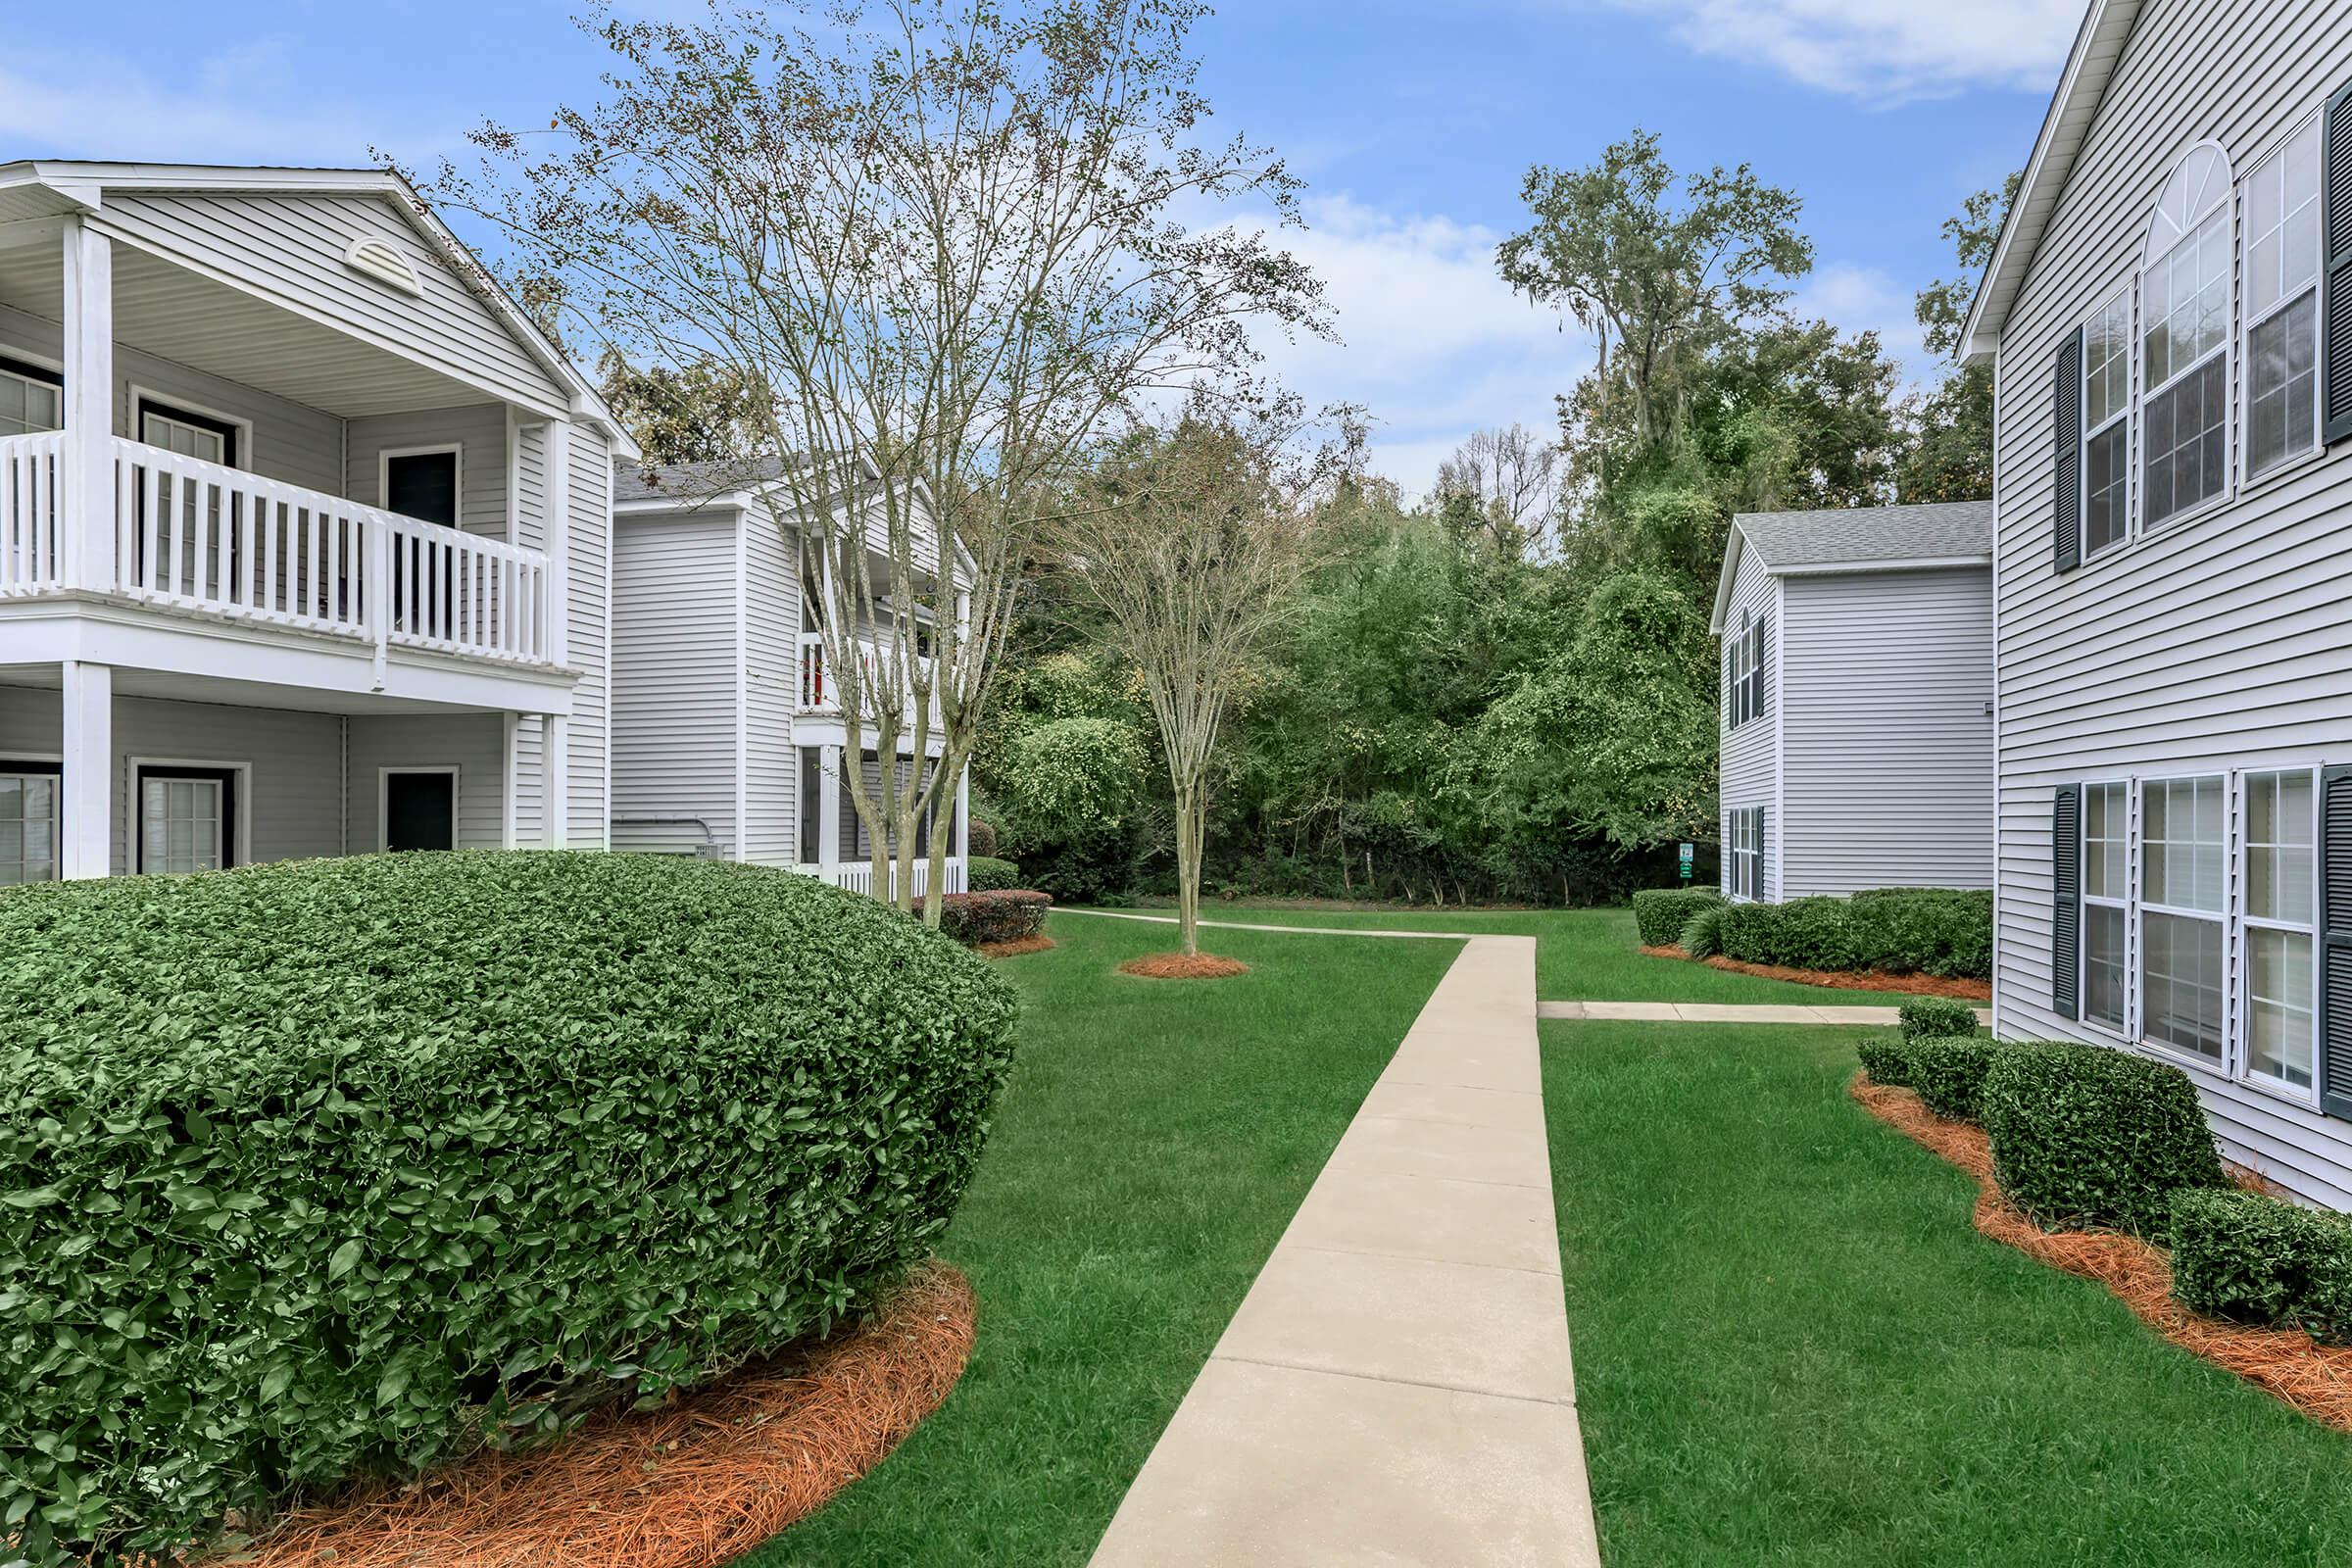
<box><xmin>1087</xmin><ymin>902</ymin><xmax>1871</xmax><ymax>1004</ymax></box>
<box><xmin>750</xmin><ymin>912</ymin><xmax>1460</xmax><ymax>1566</ymax></box>
<box><xmin>1544</xmin><ymin>1020</ymin><xmax>2352</xmax><ymax>1566</ymax></box>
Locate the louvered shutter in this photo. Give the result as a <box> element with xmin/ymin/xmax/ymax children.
<box><xmin>1723</xmin><ymin>638</ymin><xmax>1734</xmax><ymax>728</ymax></box>
<box><xmin>2053</xmin><ymin>328</ymin><xmax>2082</xmax><ymax>574</ymax></box>
<box><xmin>2319</xmin><ymin>766</ymin><xmax>2352</xmax><ymax>1116</ymax></box>
<box><xmin>2051</xmin><ymin>783</ymin><xmax>2082</xmax><ymax>1019</ymax></box>
<box><xmin>1758</xmin><ymin>612</ymin><xmax>1772</xmax><ymax>718</ymax></box>
<box><xmin>2326</xmin><ymin>82</ymin><xmax>2352</xmax><ymax>445</ymax></box>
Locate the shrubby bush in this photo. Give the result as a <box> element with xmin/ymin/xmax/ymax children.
<box><xmin>1900</xmin><ymin>996</ymin><xmax>1980</xmax><ymax>1041</ymax></box>
<box><xmin>966</xmin><ymin>818</ymin><xmax>1000</xmax><ymax>859</ymax></box>
<box><xmin>0</xmin><ymin>853</ymin><xmax>1019</xmax><ymax>1563</ymax></box>
<box><xmin>1856</xmin><ymin>1034</ymin><xmax>1912</xmax><ymax>1087</ymax></box>
<box><xmin>966</xmin><ymin>855</ymin><xmax>1022</xmax><ymax>892</ymax></box>
<box><xmin>2169</xmin><ymin>1189</ymin><xmax>2352</xmax><ymax>1344</ymax></box>
<box><xmin>1717</xmin><ymin>896</ymin><xmax>1862</xmax><ymax>970</ymax></box>
<box><xmin>1679</xmin><ymin>903</ymin><xmax>1728</xmax><ymax>958</ymax></box>
<box><xmin>1907</xmin><ymin>1036</ymin><xmax>2003</xmax><ymax>1121</ymax></box>
<box><xmin>922</xmin><ymin>889</ymin><xmax>1052</xmax><ymax>947</ymax></box>
<box><xmin>1981</xmin><ymin>1041</ymin><xmax>2226</xmax><ymax>1234</ymax></box>
<box><xmin>1631</xmin><ymin>887</ymin><xmax>1721</xmax><ymax>947</ymax></box>
<box><xmin>1707</xmin><ymin>890</ymin><xmax>1991</xmax><ymax>979</ymax></box>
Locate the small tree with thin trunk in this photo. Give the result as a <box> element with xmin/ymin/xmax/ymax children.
<box><xmin>1054</xmin><ymin>397</ymin><xmax>1338</xmax><ymax>958</ymax></box>
<box><xmin>418</xmin><ymin>0</ymin><xmax>1326</xmax><ymax>917</ymax></box>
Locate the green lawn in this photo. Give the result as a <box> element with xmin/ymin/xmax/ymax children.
<box><xmin>1545</xmin><ymin>1019</ymin><xmax>2352</xmax><ymax>1566</ymax></box>
<box><xmin>1083</xmin><ymin>902</ymin><xmax>1874</xmax><ymax>1004</ymax></box>
<box><xmin>749</xmin><ymin>911</ymin><xmax>1461</xmax><ymax>1565</ymax></box>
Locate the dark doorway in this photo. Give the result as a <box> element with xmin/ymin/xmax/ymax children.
<box><xmin>384</xmin><ymin>770</ymin><xmax>457</xmax><ymax>852</ymax></box>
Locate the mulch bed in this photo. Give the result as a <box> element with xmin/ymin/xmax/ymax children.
<box><xmin>1641</xmin><ymin>946</ymin><xmax>1991</xmax><ymax>1001</ymax></box>
<box><xmin>1849</xmin><ymin>1073</ymin><xmax>2352</xmax><ymax>1433</ymax></box>
<box><xmin>1117</xmin><ymin>953</ymin><xmax>1250</xmax><ymax>980</ymax></box>
<box><xmin>229</xmin><ymin>1262</ymin><xmax>977</xmax><ymax>1568</ymax></box>
<box><xmin>976</xmin><ymin>935</ymin><xmax>1055</xmax><ymax>959</ymax></box>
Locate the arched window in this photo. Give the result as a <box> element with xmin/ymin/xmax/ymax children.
<box><xmin>2140</xmin><ymin>143</ymin><xmax>2233</xmax><ymax>525</ymax></box>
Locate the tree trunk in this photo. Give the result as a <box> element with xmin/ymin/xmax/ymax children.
<box><xmin>1174</xmin><ymin>781</ymin><xmax>1203</xmax><ymax>958</ymax></box>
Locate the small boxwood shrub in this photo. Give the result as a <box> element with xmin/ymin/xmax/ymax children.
<box><xmin>1900</xmin><ymin>996</ymin><xmax>1980</xmax><ymax>1041</ymax></box>
<box><xmin>966</xmin><ymin>817</ymin><xmax>999</xmax><ymax>858</ymax></box>
<box><xmin>1907</xmin><ymin>1036</ymin><xmax>2002</xmax><ymax>1121</ymax></box>
<box><xmin>1631</xmin><ymin>887</ymin><xmax>1721</xmax><ymax>947</ymax></box>
<box><xmin>0</xmin><ymin>853</ymin><xmax>1019</xmax><ymax>1563</ymax></box>
<box><xmin>1980</xmin><ymin>1041</ymin><xmax>2227</xmax><ymax>1235</ymax></box>
<box><xmin>966</xmin><ymin>855</ymin><xmax>1022</xmax><ymax>892</ymax></box>
<box><xmin>923</xmin><ymin>888</ymin><xmax>1052</xmax><ymax>946</ymax></box>
<box><xmin>2169</xmin><ymin>1189</ymin><xmax>2352</xmax><ymax>1344</ymax></box>
<box><xmin>1856</xmin><ymin>1034</ymin><xmax>1913</xmax><ymax>1087</ymax></box>
<box><xmin>1679</xmin><ymin>902</ymin><xmax>1728</xmax><ymax>958</ymax></box>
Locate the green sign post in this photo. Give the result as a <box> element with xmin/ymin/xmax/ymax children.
<box><xmin>1678</xmin><ymin>842</ymin><xmax>1694</xmax><ymax>882</ymax></box>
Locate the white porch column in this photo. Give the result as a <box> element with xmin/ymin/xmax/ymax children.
<box><xmin>818</xmin><ymin>743</ymin><xmax>843</xmax><ymax>872</ymax></box>
<box><xmin>60</xmin><ymin>660</ymin><xmax>112</xmax><ymax>879</ymax></box>
<box><xmin>59</xmin><ymin>220</ymin><xmax>115</xmax><ymax>592</ymax></box>
<box><xmin>956</xmin><ymin>762</ymin><xmax>970</xmax><ymax>862</ymax></box>
<box><xmin>544</xmin><ymin>419</ymin><xmax>570</xmax><ymax>665</ymax></box>
<box><xmin>543</xmin><ymin>714</ymin><xmax>569</xmax><ymax>849</ymax></box>
<box><xmin>500</xmin><ymin>712</ymin><xmax>521</xmax><ymax>850</ymax></box>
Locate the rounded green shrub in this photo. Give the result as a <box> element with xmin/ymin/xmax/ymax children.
<box><xmin>1849</xmin><ymin>889</ymin><xmax>1992</xmax><ymax>978</ymax></box>
<box><xmin>1631</xmin><ymin>887</ymin><xmax>1721</xmax><ymax>947</ymax></box>
<box><xmin>1679</xmin><ymin>902</ymin><xmax>1728</xmax><ymax>958</ymax></box>
<box><xmin>1717</xmin><ymin>896</ymin><xmax>1860</xmax><ymax>970</ymax></box>
<box><xmin>1980</xmin><ymin>1041</ymin><xmax>2227</xmax><ymax>1235</ymax></box>
<box><xmin>1899</xmin><ymin>996</ymin><xmax>1980</xmax><ymax>1041</ymax></box>
<box><xmin>966</xmin><ymin>855</ymin><xmax>1023</xmax><ymax>892</ymax></box>
<box><xmin>1906</xmin><ymin>1036</ymin><xmax>2002</xmax><ymax>1122</ymax></box>
<box><xmin>0</xmin><ymin>852</ymin><xmax>1019</xmax><ymax>1563</ymax></box>
<box><xmin>1856</xmin><ymin>1034</ymin><xmax>1913</xmax><ymax>1087</ymax></box>
<box><xmin>966</xmin><ymin>817</ymin><xmax>999</xmax><ymax>859</ymax></box>
<box><xmin>2170</xmin><ymin>1189</ymin><xmax>2352</xmax><ymax>1344</ymax></box>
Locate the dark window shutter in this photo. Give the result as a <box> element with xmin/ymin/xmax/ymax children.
<box><xmin>2051</xmin><ymin>783</ymin><xmax>2082</xmax><ymax>1019</ymax></box>
<box><xmin>2320</xmin><ymin>766</ymin><xmax>2352</xmax><ymax>1116</ymax></box>
<box><xmin>2053</xmin><ymin>328</ymin><xmax>2082</xmax><ymax>574</ymax></box>
<box><xmin>1723</xmin><ymin>638</ymin><xmax>1733</xmax><ymax>726</ymax></box>
<box><xmin>1758</xmin><ymin>612</ymin><xmax>1772</xmax><ymax>718</ymax></box>
<box><xmin>2326</xmin><ymin>82</ymin><xmax>2352</xmax><ymax>445</ymax></box>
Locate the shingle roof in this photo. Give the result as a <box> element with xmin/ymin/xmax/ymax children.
<box><xmin>612</xmin><ymin>456</ymin><xmax>790</xmax><ymax>506</ymax></box>
<box><xmin>1733</xmin><ymin>499</ymin><xmax>1994</xmax><ymax>570</ymax></box>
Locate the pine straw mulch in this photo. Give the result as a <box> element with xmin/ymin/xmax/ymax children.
<box><xmin>222</xmin><ymin>1261</ymin><xmax>977</xmax><ymax>1568</ymax></box>
<box><xmin>1849</xmin><ymin>1073</ymin><xmax>2352</xmax><ymax>1433</ymax></box>
<box><xmin>1117</xmin><ymin>952</ymin><xmax>1250</xmax><ymax>980</ymax></box>
<box><xmin>976</xmin><ymin>935</ymin><xmax>1055</xmax><ymax>959</ymax></box>
<box><xmin>1641</xmin><ymin>946</ymin><xmax>1991</xmax><ymax>1001</ymax></box>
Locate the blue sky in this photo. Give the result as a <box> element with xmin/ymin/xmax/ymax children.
<box><xmin>0</xmin><ymin>1</ymin><xmax>2078</xmax><ymax>494</ymax></box>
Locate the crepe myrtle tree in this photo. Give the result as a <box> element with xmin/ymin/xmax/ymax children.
<box><xmin>419</xmin><ymin>0</ymin><xmax>1328</xmax><ymax>915</ymax></box>
<box><xmin>1055</xmin><ymin>394</ymin><xmax>1346</xmax><ymax>957</ymax></box>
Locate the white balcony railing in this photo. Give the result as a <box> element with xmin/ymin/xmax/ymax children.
<box><xmin>0</xmin><ymin>431</ymin><xmax>552</xmax><ymax>666</ymax></box>
<box><xmin>798</xmin><ymin>629</ymin><xmax>935</xmax><ymax>715</ymax></box>
<box><xmin>818</xmin><ymin>857</ymin><xmax>966</xmax><ymax>898</ymax></box>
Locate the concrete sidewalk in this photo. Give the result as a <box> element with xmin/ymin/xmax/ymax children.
<box><xmin>1090</xmin><ymin>936</ymin><xmax>1600</xmax><ymax>1568</ymax></box>
<box><xmin>1540</xmin><ymin>999</ymin><xmax>1990</xmax><ymax>1027</ymax></box>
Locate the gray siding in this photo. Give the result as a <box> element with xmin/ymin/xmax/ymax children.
<box><xmin>343</xmin><ymin>714</ymin><xmax>507</xmax><ymax>850</ymax></box>
<box><xmin>612</xmin><ymin>508</ymin><xmax>739</xmax><ymax>856</ymax></box>
<box><xmin>94</xmin><ymin>191</ymin><xmax>564</xmax><ymax>413</ymax></box>
<box><xmin>343</xmin><ymin>405</ymin><xmax>512</xmax><ymax>544</ymax></box>
<box><xmin>742</xmin><ymin>513</ymin><xmax>801</xmax><ymax>865</ymax></box>
<box><xmin>1717</xmin><ymin>543</ymin><xmax>1781</xmax><ymax>901</ymax></box>
<box><xmin>1780</xmin><ymin>566</ymin><xmax>1994</xmax><ymax>897</ymax></box>
<box><xmin>564</xmin><ymin>428</ymin><xmax>612</xmax><ymax>848</ymax></box>
<box><xmin>1990</xmin><ymin>0</ymin><xmax>2352</xmax><ymax>1205</ymax></box>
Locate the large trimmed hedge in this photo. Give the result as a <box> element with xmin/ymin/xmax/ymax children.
<box><xmin>1980</xmin><ymin>1041</ymin><xmax>2226</xmax><ymax>1235</ymax></box>
<box><xmin>1631</xmin><ymin>887</ymin><xmax>1722</xmax><ymax>947</ymax></box>
<box><xmin>1712</xmin><ymin>890</ymin><xmax>1991</xmax><ymax>979</ymax></box>
<box><xmin>0</xmin><ymin>853</ymin><xmax>1018</xmax><ymax>1562</ymax></box>
<box><xmin>2170</xmin><ymin>1189</ymin><xmax>2352</xmax><ymax>1344</ymax></box>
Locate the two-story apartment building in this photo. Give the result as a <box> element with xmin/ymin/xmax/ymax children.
<box><xmin>0</xmin><ymin>161</ymin><xmax>633</xmax><ymax>878</ymax></box>
<box><xmin>1965</xmin><ymin>0</ymin><xmax>2352</xmax><ymax>1206</ymax></box>
<box><xmin>611</xmin><ymin>460</ymin><xmax>969</xmax><ymax>895</ymax></box>
<box><xmin>1712</xmin><ymin>500</ymin><xmax>1995</xmax><ymax>902</ymax></box>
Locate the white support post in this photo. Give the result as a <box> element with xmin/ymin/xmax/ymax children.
<box><xmin>59</xmin><ymin>220</ymin><xmax>114</xmax><ymax>592</ymax></box>
<box><xmin>60</xmin><ymin>660</ymin><xmax>112</xmax><ymax>879</ymax></box>
<box><xmin>818</xmin><ymin>743</ymin><xmax>843</xmax><ymax>873</ymax></box>
<box><xmin>500</xmin><ymin>712</ymin><xmax>520</xmax><ymax>850</ymax></box>
<box><xmin>544</xmin><ymin>714</ymin><xmax>569</xmax><ymax>850</ymax></box>
<box><xmin>545</xmin><ymin>419</ymin><xmax>571</xmax><ymax>666</ymax></box>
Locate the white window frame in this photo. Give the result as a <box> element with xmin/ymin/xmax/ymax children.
<box><xmin>2240</xmin><ymin>114</ymin><xmax>2325</xmax><ymax>487</ymax></box>
<box><xmin>2081</xmin><ymin>287</ymin><xmax>2135</xmax><ymax>560</ymax></box>
<box><xmin>0</xmin><ymin>752</ymin><xmax>65</xmax><ymax>886</ymax></box>
<box><xmin>2135</xmin><ymin>771</ymin><xmax>2229</xmax><ymax>1068</ymax></box>
<box><xmin>1729</xmin><ymin>807</ymin><xmax>1762</xmax><ymax>902</ymax></box>
<box><xmin>0</xmin><ymin>354</ymin><xmax>64</xmax><ymax>439</ymax></box>
<box><xmin>377</xmin><ymin>765</ymin><xmax>462</xmax><ymax>853</ymax></box>
<box><xmin>1728</xmin><ymin>608</ymin><xmax>1754</xmax><ymax>729</ymax></box>
<box><xmin>378</xmin><ymin>443</ymin><xmax>466</xmax><ymax>529</ymax></box>
<box><xmin>2080</xmin><ymin>779</ymin><xmax>2132</xmax><ymax>1034</ymax></box>
<box><xmin>2137</xmin><ymin>142</ymin><xmax>2236</xmax><ymax>534</ymax></box>
<box><xmin>129</xmin><ymin>756</ymin><xmax>251</xmax><ymax>876</ymax></box>
<box><xmin>129</xmin><ymin>384</ymin><xmax>252</xmax><ymax>471</ymax></box>
<box><xmin>2238</xmin><ymin>765</ymin><xmax>2321</xmax><ymax>1104</ymax></box>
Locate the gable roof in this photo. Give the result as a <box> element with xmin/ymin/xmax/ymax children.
<box><xmin>0</xmin><ymin>160</ymin><xmax>637</xmax><ymax>457</ymax></box>
<box><xmin>612</xmin><ymin>456</ymin><xmax>790</xmax><ymax>507</ymax></box>
<box><xmin>1958</xmin><ymin>0</ymin><xmax>2146</xmax><ymax>364</ymax></box>
<box><xmin>1710</xmin><ymin>500</ymin><xmax>1994</xmax><ymax>632</ymax></box>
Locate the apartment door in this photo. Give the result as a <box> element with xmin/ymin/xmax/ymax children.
<box><xmin>383</xmin><ymin>768</ymin><xmax>457</xmax><ymax>853</ymax></box>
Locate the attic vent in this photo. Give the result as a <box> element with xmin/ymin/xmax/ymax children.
<box><xmin>343</xmin><ymin>234</ymin><xmax>422</xmax><ymax>296</ymax></box>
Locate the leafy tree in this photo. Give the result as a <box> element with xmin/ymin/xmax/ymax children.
<box><xmin>1433</xmin><ymin>423</ymin><xmax>1561</xmax><ymax>554</ymax></box>
<box><xmin>1897</xmin><ymin>174</ymin><xmax>2020</xmax><ymax>502</ymax></box>
<box><xmin>596</xmin><ymin>351</ymin><xmax>767</xmax><ymax>466</ymax></box>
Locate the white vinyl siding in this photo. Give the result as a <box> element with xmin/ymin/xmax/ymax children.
<box><xmin>742</xmin><ymin>512</ymin><xmax>801</xmax><ymax>867</ymax></box>
<box><xmin>343</xmin><ymin>714</ymin><xmax>507</xmax><ymax>851</ymax></box>
<box><xmin>564</xmin><ymin>429</ymin><xmax>613</xmax><ymax>848</ymax></box>
<box><xmin>1717</xmin><ymin>543</ymin><xmax>1779</xmax><ymax>902</ymax></box>
<box><xmin>1987</xmin><ymin>0</ymin><xmax>2352</xmax><ymax>1209</ymax></box>
<box><xmin>612</xmin><ymin>508</ymin><xmax>739</xmax><ymax>857</ymax></box>
<box><xmin>344</xmin><ymin>405</ymin><xmax>511</xmax><ymax>545</ymax></box>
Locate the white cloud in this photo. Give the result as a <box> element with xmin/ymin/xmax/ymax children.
<box><xmin>1621</xmin><ymin>0</ymin><xmax>2083</xmax><ymax>103</ymax></box>
<box><xmin>1242</xmin><ymin>194</ymin><xmax>1592</xmax><ymax>501</ymax></box>
<box><xmin>1792</xmin><ymin>261</ymin><xmax>1938</xmax><ymax>384</ymax></box>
